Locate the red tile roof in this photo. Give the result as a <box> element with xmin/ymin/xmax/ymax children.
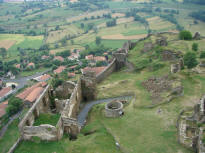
<box><xmin>68</xmin><ymin>72</ymin><xmax>75</xmax><ymax>77</ymax></box>
<box><xmin>25</xmin><ymin>87</ymin><xmax>44</xmax><ymax>103</ymax></box>
<box><xmin>54</xmin><ymin>66</ymin><xmax>66</xmax><ymax>74</ymax></box>
<box><xmin>82</xmin><ymin>67</ymin><xmax>106</xmax><ymax>76</ymax></box>
<box><xmin>27</xmin><ymin>63</ymin><xmax>35</xmax><ymax>67</ymax></box>
<box><xmin>0</xmin><ymin>87</ymin><xmax>12</xmax><ymax>98</ymax></box>
<box><xmin>0</xmin><ymin>101</ymin><xmax>8</xmax><ymax>118</ymax></box>
<box><xmin>41</xmin><ymin>55</ymin><xmax>49</xmax><ymax>60</ymax></box>
<box><xmin>69</xmin><ymin>65</ymin><xmax>77</xmax><ymax>69</ymax></box>
<box><xmin>54</xmin><ymin>56</ymin><xmax>64</xmax><ymax>62</ymax></box>
<box><xmin>39</xmin><ymin>74</ymin><xmax>51</xmax><ymax>81</ymax></box>
<box><xmin>16</xmin><ymin>82</ymin><xmax>47</xmax><ymax>102</ymax></box>
<box><xmin>15</xmin><ymin>64</ymin><xmax>21</xmax><ymax>69</ymax></box>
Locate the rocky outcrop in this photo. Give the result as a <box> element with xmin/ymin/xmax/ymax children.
<box><xmin>161</xmin><ymin>50</ymin><xmax>182</xmax><ymax>61</ymax></box>
<box><xmin>156</xmin><ymin>37</ymin><xmax>168</xmax><ymax>46</ymax></box>
<box><xmin>141</xmin><ymin>42</ymin><xmax>153</xmax><ymax>53</ymax></box>
<box><xmin>193</xmin><ymin>32</ymin><xmax>201</xmax><ymax>40</ymax></box>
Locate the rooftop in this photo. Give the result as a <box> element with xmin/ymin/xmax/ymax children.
<box><xmin>0</xmin><ymin>101</ymin><xmax>8</xmax><ymax>118</ymax></box>
<box><xmin>54</xmin><ymin>66</ymin><xmax>66</xmax><ymax>74</ymax></box>
<box><xmin>82</xmin><ymin>67</ymin><xmax>106</xmax><ymax>76</ymax></box>
<box><xmin>16</xmin><ymin>82</ymin><xmax>47</xmax><ymax>103</ymax></box>
<box><xmin>54</xmin><ymin>56</ymin><xmax>64</xmax><ymax>62</ymax></box>
<box><xmin>0</xmin><ymin>87</ymin><xmax>12</xmax><ymax>98</ymax></box>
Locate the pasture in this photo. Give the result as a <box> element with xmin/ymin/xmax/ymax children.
<box><xmin>0</xmin><ymin>34</ymin><xmax>43</xmax><ymax>61</ymax></box>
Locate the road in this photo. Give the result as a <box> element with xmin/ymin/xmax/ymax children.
<box><xmin>0</xmin><ymin>69</ymin><xmax>50</xmax><ymax>102</ymax></box>
<box><xmin>77</xmin><ymin>96</ymin><xmax>133</xmax><ymax>126</ymax></box>
<box><xmin>0</xmin><ymin>110</ymin><xmax>22</xmax><ymax>139</ymax></box>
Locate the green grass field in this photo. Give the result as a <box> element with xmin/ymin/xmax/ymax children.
<box><xmin>0</xmin><ymin>119</ymin><xmax>20</xmax><ymax>153</ymax></box>
<box><xmin>0</xmin><ymin>34</ymin><xmax>43</xmax><ymax>61</ymax></box>
<box><xmin>33</xmin><ymin>113</ymin><xmax>60</xmax><ymax>126</ymax></box>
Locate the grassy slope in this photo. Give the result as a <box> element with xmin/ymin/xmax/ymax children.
<box><xmin>0</xmin><ymin>119</ymin><xmax>20</xmax><ymax>153</ymax></box>
<box><xmin>15</xmin><ymin>115</ymin><xmax>119</xmax><ymax>153</ymax></box>
<box><xmin>14</xmin><ymin>34</ymin><xmax>205</xmax><ymax>153</ymax></box>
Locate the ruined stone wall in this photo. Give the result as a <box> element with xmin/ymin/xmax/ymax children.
<box><xmin>19</xmin><ymin>85</ymin><xmax>51</xmax><ymax>129</ymax></box>
<box><xmin>18</xmin><ymin>85</ymin><xmax>56</xmax><ymax>141</ymax></box>
<box><xmin>61</xmin><ymin>79</ymin><xmax>82</xmax><ymax>119</ymax></box>
<box><xmin>96</xmin><ymin>59</ymin><xmax>116</xmax><ymax>83</ymax></box>
<box><xmin>61</xmin><ymin>79</ymin><xmax>82</xmax><ymax>136</ymax></box>
<box><xmin>22</xmin><ymin>124</ymin><xmax>58</xmax><ymax>141</ymax></box>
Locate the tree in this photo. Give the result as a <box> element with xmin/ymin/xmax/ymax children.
<box><xmin>183</xmin><ymin>52</ymin><xmax>198</xmax><ymax>69</ymax></box>
<box><xmin>6</xmin><ymin>97</ymin><xmax>23</xmax><ymax>116</ymax></box>
<box><xmin>179</xmin><ymin>30</ymin><xmax>192</xmax><ymax>40</ymax></box>
<box><xmin>55</xmin><ymin>25</ymin><xmax>60</xmax><ymax>30</ymax></box>
<box><xmin>80</xmin><ymin>23</ymin><xmax>84</xmax><ymax>29</ymax></box>
<box><xmin>200</xmin><ymin>51</ymin><xmax>205</xmax><ymax>58</ymax></box>
<box><xmin>192</xmin><ymin>43</ymin><xmax>198</xmax><ymax>51</ymax></box>
<box><xmin>96</xmin><ymin>36</ymin><xmax>101</xmax><ymax>45</ymax></box>
<box><xmin>0</xmin><ymin>47</ymin><xmax>7</xmax><ymax>58</ymax></box>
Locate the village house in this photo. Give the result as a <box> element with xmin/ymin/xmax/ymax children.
<box><xmin>27</xmin><ymin>62</ymin><xmax>35</xmax><ymax>69</ymax></box>
<box><xmin>68</xmin><ymin>72</ymin><xmax>76</xmax><ymax>78</ymax></box>
<box><xmin>68</xmin><ymin>52</ymin><xmax>79</xmax><ymax>61</ymax></box>
<box><xmin>81</xmin><ymin>66</ymin><xmax>106</xmax><ymax>76</ymax></box>
<box><xmin>54</xmin><ymin>56</ymin><xmax>64</xmax><ymax>62</ymax></box>
<box><xmin>33</xmin><ymin>74</ymin><xmax>51</xmax><ymax>82</ymax></box>
<box><xmin>41</xmin><ymin>55</ymin><xmax>50</xmax><ymax>60</ymax></box>
<box><xmin>54</xmin><ymin>66</ymin><xmax>66</xmax><ymax>74</ymax></box>
<box><xmin>0</xmin><ymin>101</ymin><xmax>8</xmax><ymax>118</ymax></box>
<box><xmin>7</xmin><ymin>71</ymin><xmax>15</xmax><ymax>79</ymax></box>
<box><xmin>15</xmin><ymin>64</ymin><xmax>21</xmax><ymax>69</ymax></box>
<box><xmin>0</xmin><ymin>87</ymin><xmax>12</xmax><ymax>101</ymax></box>
<box><xmin>85</xmin><ymin>55</ymin><xmax>94</xmax><ymax>60</ymax></box>
<box><xmin>69</xmin><ymin>65</ymin><xmax>77</xmax><ymax>71</ymax></box>
<box><xmin>16</xmin><ymin>82</ymin><xmax>47</xmax><ymax>107</ymax></box>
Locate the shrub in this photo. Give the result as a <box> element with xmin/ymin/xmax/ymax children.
<box><xmin>200</xmin><ymin>51</ymin><xmax>205</xmax><ymax>58</ymax></box>
<box><xmin>179</xmin><ymin>30</ymin><xmax>192</xmax><ymax>40</ymax></box>
<box><xmin>135</xmin><ymin>59</ymin><xmax>150</xmax><ymax>71</ymax></box>
<box><xmin>192</xmin><ymin>43</ymin><xmax>198</xmax><ymax>51</ymax></box>
<box><xmin>183</xmin><ymin>52</ymin><xmax>198</xmax><ymax>69</ymax></box>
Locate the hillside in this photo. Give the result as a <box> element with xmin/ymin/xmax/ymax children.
<box><xmin>11</xmin><ymin>32</ymin><xmax>205</xmax><ymax>153</ymax></box>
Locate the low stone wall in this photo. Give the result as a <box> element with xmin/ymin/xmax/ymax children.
<box><xmin>96</xmin><ymin>59</ymin><xmax>116</xmax><ymax>83</ymax></box>
<box><xmin>105</xmin><ymin>101</ymin><xmax>123</xmax><ymax>118</ymax></box>
<box><xmin>23</xmin><ymin>124</ymin><xmax>58</xmax><ymax>141</ymax></box>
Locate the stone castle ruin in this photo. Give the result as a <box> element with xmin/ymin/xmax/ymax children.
<box><xmin>18</xmin><ymin>41</ymin><xmax>137</xmax><ymax>142</ymax></box>
<box><xmin>177</xmin><ymin>95</ymin><xmax>205</xmax><ymax>153</ymax></box>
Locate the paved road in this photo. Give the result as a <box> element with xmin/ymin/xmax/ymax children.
<box><xmin>0</xmin><ymin>69</ymin><xmax>50</xmax><ymax>102</ymax></box>
<box><xmin>77</xmin><ymin>96</ymin><xmax>133</xmax><ymax>126</ymax></box>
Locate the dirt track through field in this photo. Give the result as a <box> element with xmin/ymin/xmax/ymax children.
<box><xmin>101</xmin><ymin>33</ymin><xmax>147</xmax><ymax>40</ymax></box>
<box><xmin>0</xmin><ymin>40</ymin><xmax>16</xmax><ymax>50</ymax></box>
